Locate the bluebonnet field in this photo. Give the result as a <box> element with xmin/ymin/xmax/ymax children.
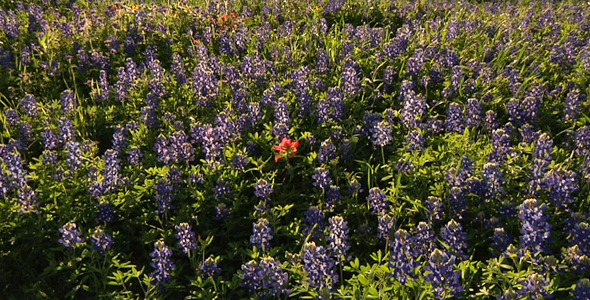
<box><xmin>0</xmin><ymin>0</ymin><xmax>590</xmax><ymax>298</ymax></box>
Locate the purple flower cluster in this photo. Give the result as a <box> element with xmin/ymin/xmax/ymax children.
<box><xmin>175</xmin><ymin>223</ymin><xmax>197</xmax><ymax>255</ymax></box>
<box><xmin>149</xmin><ymin>240</ymin><xmax>175</xmax><ymax>288</ymax></box>
<box><xmin>424</xmin><ymin>249</ymin><xmax>464</xmax><ymax>299</ymax></box>
<box><xmin>312</xmin><ymin>167</ymin><xmax>332</xmax><ymax>190</ymax></box>
<box><xmin>519</xmin><ymin>199</ymin><xmax>551</xmax><ymax>256</ymax></box>
<box><xmin>240</xmin><ymin>257</ymin><xmax>290</xmax><ymax>297</ymax></box>
<box><xmin>317</xmin><ymin>139</ymin><xmax>336</xmax><ymax>164</ymax></box>
<box><xmin>254</xmin><ymin>179</ymin><xmax>273</xmax><ymax>201</ymax></box>
<box><xmin>327</xmin><ymin>216</ymin><xmax>350</xmax><ymax>265</ymax></box>
<box><xmin>90</xmin><ymin>228</ymin><xmax>114</xmax><ymax>255</ymax></box>
<box><xmin>301</xmin><ymin>242</ymin><xmax>337</xmax><ymax>298</ymax></box>
<box><xmin>390</xmin><ymin>229</ymin><xmax>417</xmax><ymax>284</ymax></box>
<box><xmin>59</xmin><ymin>222</ymin><xmax>85</xmax><ymax>249</ymax></box>
<box><xmin>199</xmin><ymin>257</ymin><xmax>222</xmax><ymax>277</ymax></box>
<box><xmin>250</xmin><ymin>218</ymin><xmax>273</xmax><ymax>251</ymax></box>
<box><xmin>440</xmin><ymin>220</ymin><xmax>468</xmax><ymax>260</ymax></box>
<box><xmin>153</xmin><ymin>131</ymin><xmax>194</xmax><ymax>165</ymax></box>
<box><xmin>303</xmin><ymin>206</ymin><xmax>325</xmax><ymax>241</ymax></box>
<box><xmin>366</xmin><ymin>187</ymin><xmax>388</xmax><ymax>215</ymax></box>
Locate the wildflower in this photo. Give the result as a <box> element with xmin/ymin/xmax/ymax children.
<box><xmin>175</xmin><ymin>223</ymin><xmax>197</xmax><ymax>255</ymax></box>
<box><xmin>149</xmin><ymin>240</ymin><xmax>175</xmax><ymax>288</ymax></box>
<box><xmin>200</xmin><ymin>257</ymin><xmax>222</xmax><ymax>277</ymax></box>
<box><xmin>366</xmin><ymin>187</ymin><xmax>388</xmax><ymax>215</ymax></box>
<box><xmin>424</xmin><ymin>249</ymin><xmax>464</xmax><ymax>299</ymax></box>
<box><xmin>273</xmin><ymin>138</ymin><xmax>299</xmax><ymax>162</ymax></box>
<box><xmin>390</xmin><ymin>229</ymin><xmax>417</xmax><ymax>284</ymax></box>
<box><xmin>301</xmin><ymin>242</ymin><xmax>337</xmax><ymax>297</ymax></box>
<box><xmin>59</xmin><ymin>222</ymin><xmax>84</xmax><ymax>249</ymax></box>
<box><xmin>250</xmin><ymin>218</ymin><xmax>273</xmax><ymax>251</ymax></box>
<box><xmin>327</xmin><ymin>216</ymin><xmax>350</xmax><ymax>265</ymax></box>
<box><xmin>240</xmin><ymin>257</ymin><xmax>290</xmax><ymax>297</ymax></box>
<box><xmin>90</xmin><ymin>228</ymin><xmax>114</xmax><ymax>255</ymax></box>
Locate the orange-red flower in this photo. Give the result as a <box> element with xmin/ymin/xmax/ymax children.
<box><xmin>273</xmin><ymin>138</ymin><xmax>299</xmax><ymax>162</ymax></box>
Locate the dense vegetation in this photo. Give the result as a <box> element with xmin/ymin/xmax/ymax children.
<box><xmin>1</xmin><ymin>0</ymin><xmax>589</xmax><ymax>299</ymax></box>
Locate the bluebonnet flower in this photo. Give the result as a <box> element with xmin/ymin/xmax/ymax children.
<box><xmin>303</xmin><ymin>206</ymin><xmax>325</xmax><ymax>241</ymax></box>
<box><xmin>488</xmin><ymin>129</ymin><xmax>512</xmax><ymax>163</ymax></box>
<box><xmin>95</xmin><ymin>201</ymin><xmax>114</xmax><ymax>223</ymax></box>
<box><xmin>240</xmin><ymin>257</ymin><xmax>290</xmax><ymax>297</ymax></box>
<box><xmin>317</xmin><ymin>139</ymin><xmax>336</xmax><ymax>164</ymax></box>
<box><xmin>440</xmin><ymin>220</ymin><xmax>468</xmax><ymax>260</ymax></box>
<box><xmin>250</xmin><ymin>218</ymin><xmax>273</xmax><ymax>251</ymax></box>
<box><xmin>95</xmin><ymin>70</ymin><xmax>110</xmax><ymax>101</ymax></box>
<box><xmin>316</xmin><ymin>49</ymin><xmax>329</xmax><ymax>74</ymax></box>
<box><xmin>519</xmin><ymin>199</ymin><xmax>551</xmax><ymax>255</ymax></box>
<box><xmin>214</xmin><ymin>203</ymin><xmax>230</xmax><ymax>221</ymax></box>
<box><xmin>491</xmin><ymin>227</ymin><xmax>512</xmax><ymax>254</ymax></box>
<box><xmin>65</xmin><ymin>141</ymin><xmax>82</xmax><ymax>171</ymax></box>
<box><xmin>59</xmin><ymin>222</ymin><xmax>84</xmax><ymax>249</ymax></box>
<box><xmin>569</xmin><ymin>221</ymin><xmax>590</xmax><ymax>258</ymax></box>
<box><xmin>192</xmin><ymin>62</ymin><xmax>219</xmax><ymax>99</ymax></box>
<box><xmin>111</xmin><ymin>127</ymin><xmax>126</xmax><ymax>154</ymax></box>
<box><xmin>445</xmin><ymin>103</ymin><xmax>465</xmax><ymax>134</ymax></box>
<box><xmin>232</xmin><ymin>153</ymin><xmax>248</xmax><ymax>171</ymax></box>
<box><xmin>506</xmin><ymin>96</ymin><xmax>540</xmax><ymax>126</ymax></box>
<box><xmin>406</xmin><ymin>129</ymin><xmax>424</xmax><ymax>151</ymax></box>
<box><xmin>175</xmin><ymin>223</ymin><xmax>198</xmax><ymax>255</ymax></box>
<box><xmin>103</xmin><ymin>149</ymin><xmax>120</xmax><ymax>192</ymax></box>
<box><xmin>516</xmin><ymin>273</ymin><xmax>552</xmax><ymax>300</ymax></box>
<box><xmin>16</xmin><ymin>184</ymin><xmax>38</xmax><ymax>214</ymax></box>
<box><xmin>41</xmin><ymin>128</ymin><xmax>61</xmax><ymax>150</ymax></box>
<box><xmin>401</xmin><ymin>88</ymin><xmax>426</xmax><ymax>129</ymax></box>
<box><xmin>575</xmin><ymin>126</ymin><xmax>590</xmax><ymax>156</ymax></box>
<box><xmin>20</xmin><ymin>94</ymin><xmax>38</xmax><ymax>117</ymax></box>
<box><xmin>367</xmin><ymin>187</ymin><xmax>388</xmax><ymax>215</ymax></box>
<box><xmin>128</xmin><ymin>146</ymin><xmax>142</xmax><ymax>165</ymax></box>
<box><xmin>327</xmin><ymin>216</ymin><xmax>350</xmax><ymax>264</ymax></box>
<box><xmin>482</xmin><ymin>162</ymin><xmax>505</xmax><ymax>200</ymax></box>
<box><xmin>199</xmin><ymin>257</ymin><xmax>222</xmax><ymax>277</ymax></box>
<box><xmin>213</xmin><ymin>179</ymin><xmax>232</xmax><ymax>199</ymax></box>
<box><xmin>155</xmin><ymin>179</ymin><xmax>175</xmax><ymax>214</ymax></box>
<box><xmin>572</xmin><ymin>278</ymin><xmax>590</xmax><ymax>300</ymax></box>
<box><xmin>542</xmin><ymin>169</ymin><xmax>578</xmax><ymax>209</ymax></box>
<box><xmin>484</xmin><ymin>110</ymin><xmax>498</xmax><ymax>132</ymax></box>
<box><xmin>377</xmin><ymin>215</ymin><xmax>394</xmax><ymax>241</ymax></box>
<box><xmin>370</xmin><ymin>121</ymin><xmax>393</xmax><ymax>147</ymax></box>
<box><xmin>390</xmin><ymin>229</ymin><xmax>418</xmax><ymax>284</ymax></box>
<box><xmin>341</xmin><ymin>59</ymin><xmax>361</xmax><ymax>97</ymax></box>
<box><xmin>529</xmin><ymin>133</ymin><xmax>553</xmax><ymax>194</ymax></box>
<box><xmin>312</xmin><ymin>167</ymin><xmax>332</xmax><ymax>190</ymax></box>
<box><xmin>424</xmin><ymin>249</ymin><xmax>464</xmax><ymax>299</ymax></box>
<box><xmin>60</xmin><ymin>89</ymin><xmax>76</xmax><ymax>114</ymax></box>
<box><xmin>326</xmin><ymin>185</ymin><xmax>342</xmax><ymax>209</ymax></box>
<box><xmin>42</xmin><ymin>150</ymin><xmax>58</xmax><ymax>164</ymax></box>
<box><xmin>273</xmin><ymin>96</ymin><xmax>291</xmax><ymax>126</ymax></box>
<box><xmin>384</xmin><ymin>28</ymin><xmax>408</xmax><ymax>60</ymax></box>
<box><xmin>4</xmin><ymin>109</ymin><xmax>19</xmax><ymax>125</ymax></box>
<box><xmin>301</xmin><ymin>242</ymin><xmax>337</xmax><ymax>297</ymax></box>
<box><xmin>564</xmin><ymin>89</ymin><xmax>585</xmax><ymax>123</ymax></box>
<box><xmin>406</xmin><ymin>49</ymin><xmax>425</xmax><ymax>76</ymax></box>
<box><xmin>348</xmin><ymin>179</ymin><xmax>363</xmax><ymax>195</ymax></box>
<box><xmin>254</xmin><ymin>179</ymin><xmax>273</xmax><ymax>201</ymax></box>
<box><xmin>149</xmin><ymin>240</ymin><xmax>175</xmax><ymax>288</ymax></box>
<box><xmin>171</xmin><ymin>53</ymin><xmax>187</xmax><ymax>85</ymax></box>
<box><xmin>450</xmin><ymin>65</ymin><xmax>463</xmax><ymax>88</ymax></box>
<box><xmin>90</xmin><ymin>228</ymin><xmax>114</xmax><ymax>255</ymax></box>
<box><xmin>414</xmin><ymin>222</ymin><xmax>436</xmax><ymax>258</ymax></box>
<box><xmin>465</xmin><ymin>98</ymin><xmax>482</xmax><ymax>129</ymax></box>
<box><xmin>426</xmin><ymin>196</ymin><xmax>444</xmax><ymax>223</ymax></box>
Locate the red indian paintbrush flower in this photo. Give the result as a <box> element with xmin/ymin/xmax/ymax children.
<box><xmin>273</xmin><ymin>138</ymin><xmax>299</xmax><ymax>162</ymax></box>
